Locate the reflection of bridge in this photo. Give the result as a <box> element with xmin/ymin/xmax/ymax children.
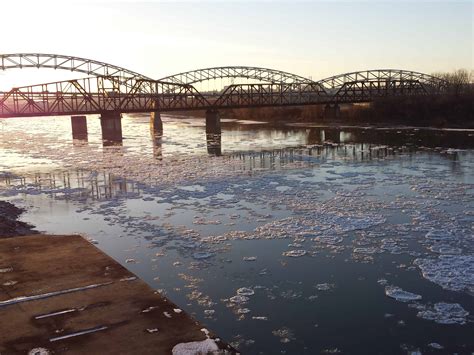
<box><xmin>0</xmin><ymin>53</ymin><xmax>447</xmax><ymax>147</ymax></box>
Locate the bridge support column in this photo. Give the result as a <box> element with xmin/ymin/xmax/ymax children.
<box><xmin>323</xmin><ymin>128</ymin><xmax>341</xmax><ymax>144</ymax></box>
<box><xmin>323</xmin><ymin>104</ymin><xmax>341</xmax><ymax>120</ymax></box>
<box><xmin>150</xmin><ymin>111</ymin><xmax>163</xmax><ymax>135</ymax></box>
<box><xmin>71</xmin><ymin>115</ymin><xmax>88</xmax><ymax>140</ymax></box>
<box><xmin>100</xmin><ymin>111</ymin><xmax>122</xmax><ymax>145</ymax></box>
<box><xmin>206</xmin><ymin>110</ymin><xmax>221</xmax><ymax>156</ymax></box>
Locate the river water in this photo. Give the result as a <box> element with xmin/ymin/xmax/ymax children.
<box><xmin>0</xmin><ymin>114</ymin><xmax>473</xmax><ymax>354</ymax></box>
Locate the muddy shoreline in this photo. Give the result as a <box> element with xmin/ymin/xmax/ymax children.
<box><xmin>0</xmin><ymin>200</ymin><xmax>38</xmax><ymax>238</ymax></box>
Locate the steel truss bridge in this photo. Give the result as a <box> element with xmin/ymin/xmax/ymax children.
<box><xmin>0</xmin><ymin>53</ymin><xmax>447</xmax><ymax>118</ymax></box>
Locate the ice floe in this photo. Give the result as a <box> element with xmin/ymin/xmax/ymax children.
<box><xmin>384</xmin><ymin>286</ymin><xmax>422</xmax><ymax>302</ymax></box>
<box><xmin>417</xmin><ymin>302</ymin><xmax>469</xmax><ymax>325</ymax></box>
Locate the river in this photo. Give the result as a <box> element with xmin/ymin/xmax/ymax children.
<box><xmin>0</xmin><ymin>114</ymin><xmax>473</xmax><ymax>354</ymax></box>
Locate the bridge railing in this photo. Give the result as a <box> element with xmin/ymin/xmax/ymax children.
<box><xmin>213</xmin><ymin>82</ymin><xmax>329</xmax><ymax>108</ymax></box>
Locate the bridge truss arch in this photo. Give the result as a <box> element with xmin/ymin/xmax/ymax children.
<box><xmin>317</xmin><ymin>69</ymin><xmax>447</xmax><ymax>92</ymax></box>
<box><xmin>0</xmin><ymin>53</ymin><xmax>152</xmax><ymax>80</ymax></box>
<box><xmin>158</xmin><ymin>66</ymin><xmax>312</xmax><ymax>86</ymax></box>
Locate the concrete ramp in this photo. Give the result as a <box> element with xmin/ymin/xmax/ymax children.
<box><xmin>0</xmin><ymin>235</ymin><xmax>235</xmax><ymax>354</ymax></box>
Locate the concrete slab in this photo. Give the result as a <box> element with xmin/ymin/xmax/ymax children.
<box><xmin>0</xmin><ymin>235</ymin><xmax>236</xmax><ymax>354</ymax></box>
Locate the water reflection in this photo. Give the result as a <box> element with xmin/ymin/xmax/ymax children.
<box><xmin>206</xmin><ymin>133</ymin><xmax>222</xmax><ymax>156</ymax></box>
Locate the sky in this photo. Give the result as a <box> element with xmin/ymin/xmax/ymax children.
<box><xmin>0</xmin><ymin>0</ymin><xmax>472</xmax><ymax>90</ymax></box>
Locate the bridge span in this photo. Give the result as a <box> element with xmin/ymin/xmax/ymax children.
<box><xmin>0</xmin><ymin>53</ymin><xmax>447</xmax><ymax>148</ymax></box>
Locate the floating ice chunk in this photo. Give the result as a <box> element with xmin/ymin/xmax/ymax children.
<box><xmin>425</xmin><ymin>230</ymin><xmax>454</xmax><ymax>241</ymax></box>
<box><xmin>172</xmin><ymin>338</ymin><xmax>219</xmax><ymax>355</ymax></box>
<box><xmin>204</xmin><ymin>310</ymin><xmax>215</xmax><ymax>316</ymax></box>
<box><xmin>252</xmin><ymin>316</ymin><xmax>268</xmax><ymax>320</ymax></box>
<box><xmin>192</xmin><ymin>252</ymin><xmax>215</xmax><ymax>260</ymax></box>
<box><xmin>428</xmin><ymin>343</ymin><xmax>443</xmax><ymax>350</ymax></box>
<box><xmin>236</xmin><ymin>287</ymin><xmax>255</xmax><ymax>296</ymax></box>
<box><xmin>173</xmin><ymin>308</ymin><xmax>182</xmax><ymax>314</ymax></box>
<box><xmin>315</xmin><ymin>283</ymin><xmax>335</xmax><ymax>291</ymax></box>
<box><xmin>272</xmin><ymin>327</ymin><xmax>295</xmax><ymax>343</ymax></box>
<box><xmin>428</xmin><ymin>244</ymin><xmax>462</xmax><ymax>255</ymax></box>
<box><xmin>414</xmin><ymin>255</ymin><xmax>474</xmax><ymax>293</ymax></box>
<box><xmin>28</xmin><ymin>348</ymin><xmax>50</xmax><ymax>355</ymax></box>
<box><xmin>237</xmin><ymin>308</ymin><xmax>250</xmax><ymax>314</ymax></box>
<box><xmin>229</xmin><ymin>295</ymin><xmax>250</xmax><ymax>304</ymax></box>
<box><xmin>125</xmin><ymin>258</ymin><xmax>136</xmax><ymax>264</ymax></box>
<box><xmin>384</xmin><ymin>286</ymin><xmax>422</xmax><ymax>302</ymax></box>
<box><xmin>314</xmin><ymin>235</ymin><xmax>343</xmax><ymax>245</ymax></box>
<box><xmin>417</xmin><ymin>302</ymin><xmax>469</xmax><ymax>325</ymax></box>
<box><xmin>282</xmin><ymin>249</ymin><xmax>307</xmax><ymax>257</ymax></box>
<box><xmin>377</xmin><ymin>279</ymin><xmax>388</xmax><ymax>286</ymax></box>
<box><xmin>243</xmin><ymin>256</ymin><xmax>257</xmax><ymax>261</ymax></box>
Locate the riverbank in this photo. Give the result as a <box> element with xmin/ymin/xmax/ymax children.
<box><xmin>170</xmin><ymin>91</ymin><xmax>474</xmax><ymax>129</ymax></box>
<box><xmin>0</xmin><ymin>201</ymin><xmax>37</xmax><ymax>238</ymax></box>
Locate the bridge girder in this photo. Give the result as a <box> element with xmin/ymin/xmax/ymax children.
<box><xmin>0</xmin><ymin>76</ymin><xmax>210</xmax><ymax>117</ymax></box>
<box><xmin>317</xmin><ymin>69</ymin><xmax>447</xmax><ymax>92</ymax></box>
<box><xmin>158</xmin><ymin>66</ymin><xmax>312</xmax><ymax>85</ymax></box>
<box><xmin>0</xmin><ymin>53</ymin><xmax>151</xmax><ymax>80</ymax></box>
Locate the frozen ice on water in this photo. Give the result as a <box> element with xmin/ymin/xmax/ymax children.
<box><xmin>192</xmin><ymin>252</ymin><xmax>215</xmax><ymax>260</ymax></box>
<box><xmin>172</xmin><ymin>338</ymin><xmax>220</xmax><ymax>355</ymax></box>
<box><xmin>237</xmin><ymin>308</ymin><xmax>250</xmax><ymax>314</ymax></box>
<box><xmin>229</xmin><ymin>295</ymin><xmax>250</xmax><ymax>304</ymax></box>
<box><xmin>315</xmin><ymin>283</ymin><xmax>335</xmax><ymax>291</ymax></box>
<box><xmin>428</xmin><ymin>343</ymin><xmax>443</xmax><ymax>350</ymax></box>
<box><xmin>204</xmin><ymin>309</ymin><xmax>215</xmax><ymax>316</ymax></box>
<box><xmin>314</xmin><ymin>235</ymin><xmax>343</xmax><ymax>245</ymax></box>
<box><xmin>414</xmin><ymin>255</ymin><xmax>474</xmax><ymax>293</ymax></box>
<box><xmin>237</xmin><ymin>287</ymin><xmax>255</xmax><ymax>296</ymax></box>
<box><xmin>272</xmin><ymin>326</ymin><xmax>295</xmax><ymax>343</ymax></box>
<box><xmin>425</xmin><ymin>230</ymin><xmax>454</xmax><ymax>241</ymax></box>
<box><xmin>282</xmin><ymin>249</ymin><xmax>307</xmax><ymax>257</ymax></box>
<box><xmin>417</xmin><ymin>302</ymin><xmax>469</xmax><ymax>325</ymax></box>
<box><xmin>28</xmin><ymin>348</ymin><xmax>50</xmax><ymax>355</ymax></box>
<box><xmin>384</xmin><ymin>286</ymin><xmax>422</xmax><ymax>302</ymax></box>
<box><xmin>428</xmin><ymin>244</ymin><xmax>462</xmax><ymax>255</ymax></box>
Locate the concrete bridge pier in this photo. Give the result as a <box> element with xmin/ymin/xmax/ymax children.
<box><xmin>150</xmin><ymin>111</ymin><xmax>163</xmax><ymax>135</ymax></box>
<box><xmin>100</xmin><ymin>111</ymin><xmax>123</xmax><ymax>145</ymax></box>
<box><xmin>323</xmin><ymin>104</ymin><xmax>341</xmax><ymax>120</ymax></box>
<box><xmin>71</xmin><ymin>115</ymin><xmax>88</xmax><ymax>141</ymax></box>
<box><xmin>206</xmin><ymin>110</ymin><xmax>221</xmax><ymax>156</ymax></box>
<box><xmin>323</xmin><ymin>128</ymin><xmax>341</xmax><ymax>144</ymax></box>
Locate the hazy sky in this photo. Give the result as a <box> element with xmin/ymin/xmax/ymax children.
<box><xmin>0</xmin><ymin>0</ymin><xmax>472</xmax><ymax>89</ymax></box>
